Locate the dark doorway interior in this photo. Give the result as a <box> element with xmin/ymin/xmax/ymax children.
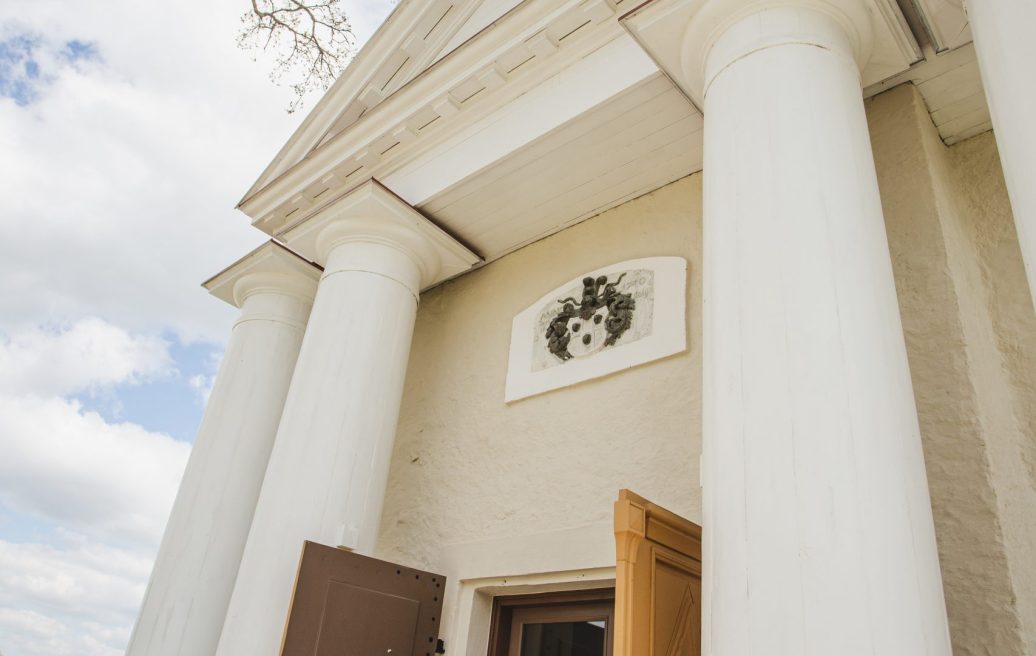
<box><xmin>487</xmin><ymin>588</ymin><xmax>615</xmax><ymax>656</ymax></box>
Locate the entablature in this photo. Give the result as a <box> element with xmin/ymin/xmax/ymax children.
<box><xmin>239</xmin><ymin>0</ymin><xmax>641</xmax><ymax>235</ymax></box>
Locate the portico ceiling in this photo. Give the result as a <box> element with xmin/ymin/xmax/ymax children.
<box><xmin>419</xmin><ymin>73</ymin><xmax>701</xmax><ymax>260</ymax></box>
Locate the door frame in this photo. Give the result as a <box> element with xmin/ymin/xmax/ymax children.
<box><xmin>487</xmin><ymin>588</ymin><xmax>615</xmax><ymax>656</ymax></box>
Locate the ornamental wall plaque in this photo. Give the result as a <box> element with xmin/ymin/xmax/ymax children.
<box><xmin>505</xmin><ymin>257</ymin><xmax>687</xmax><ymax>402</ymax></box>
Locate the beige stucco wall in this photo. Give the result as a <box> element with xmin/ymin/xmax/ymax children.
<box><xmin>373</xmin><ymin>82</ymin><xmax>1034</xmax><ymax>655</ymax></box>
<box><xmin>868</xmin><ymin>84</ymin><xmax>1036</xmax><ymax>656</ymax></box>
<box><xmin>376</xmin><ymin>175</ymin><xmax>703</xmax><ymax>574</ymax></box>
<box><xmin>948</xmin><ymin>128</ymin><xmax>1036</xmax><ymax>656</ymax></box>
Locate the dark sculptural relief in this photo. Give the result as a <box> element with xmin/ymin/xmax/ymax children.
<box><xmin>545</xmin><ymin>273</ymin><xmax>636</xmax><ymax>362</ymax></box>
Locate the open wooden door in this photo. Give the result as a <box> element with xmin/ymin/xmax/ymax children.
<box><xmin>613</xmin><ymin>490</ymin><xmax>702</xmax><ymax>656</ymax></box>
<box><xmin>280</xmin><ymin>541</ymin><xmax>446</xmax><ymax>656</ymax></box>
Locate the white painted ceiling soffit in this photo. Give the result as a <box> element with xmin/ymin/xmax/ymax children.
<box><xmin>907</xmin><ymin>0</ymin><xmax>971</xmax><ymax>52</ymax></box>
<box><xmin>239</xmin><ymin>0</ymin><xmax>643</xmax><ymax>236</ymax></box>
<box><xmin>621</xmin><ymin>0</ymin><xmax>923</xmax><ymax>112</ymax></box>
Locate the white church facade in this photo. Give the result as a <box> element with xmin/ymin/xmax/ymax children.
<box><xmin>128</xmin><ymin>0</ymin><xmax>1036</xmax><ymax>654</ymax></box>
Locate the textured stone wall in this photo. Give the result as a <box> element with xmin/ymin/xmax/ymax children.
<box><xmin>868</xmin><ymin>84</ymin><xmax>1036</xmax><ymax>656</ymax></box>
<box><xmin>374</xmin><ymin>83</ymin><xmax>1034</xmax><ymax>654</ymax></box>
<box><xmin>948</xmin><ymin>128</ymin><xmax>1036</xmax><ymax>656</ymax></box>
<box><xmin>376</xmin><ymin>176</ymin><xmax>703</xmax><ymax>574</ymax></box>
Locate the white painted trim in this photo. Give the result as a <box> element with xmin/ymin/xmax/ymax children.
<box><xmin>433</xmin><ymin>522</ymin><xmax>616</xmax><ymax>656</ymax></box>
<box><xmin>278</xmin><ymin>180</ymin><xmax>481</xmax><ymax>290</ymax></box>
<box><xmin>912</xmin><ymin>0</ymin><xmax>972</xmax><ymax>51</ymax></box>
<box><xmin>452</xmin><ymin>569</ymin><xmax>616</xmax><ymax>656</ymax></box>
<box><xmin>203</xmin><ymin>241</ymin><xmax>321</xmax><ymax>308</ymax></box>
<box><xmin>384</xmin><ymin>34</ymin><xmax>659</xmax><ymax>205</ymax></box>
<box><xmin>240</xmin><ymin>0</ymin><xmax>635</xmax><ymax>231</ymax></box>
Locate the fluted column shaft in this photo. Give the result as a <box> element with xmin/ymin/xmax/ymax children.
<box><xmin>215</xmin><ymin>181</ymin><xmax>477</xmax><ymax>655</ymax></box>
<box><xmin>127</xmin><ymin>244</ymin><xmax>318</xmax><ymax>656</ymax></box>
<box><xmin>695</xmin><ymin>4</ymin><xmax>951</xmax><ymax>654</ymax></box>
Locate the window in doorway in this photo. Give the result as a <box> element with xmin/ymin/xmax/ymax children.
<box><xmin>487</xmin><ymin>588</ymin><xmax>614</xmax><ymax>656</ymax></box>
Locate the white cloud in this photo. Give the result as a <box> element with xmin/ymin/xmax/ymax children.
<box><xmin>187</xmin><ymin>373</ymin><xmax>214</xmax><ymax>403</ymax></box>
<box><xmin>0</xmin><ymin>395</ymin><xmax>189</xmax><ymax>549</ymax></box>
<box><xmin>0</xmin><ymin>1</ymin><xmax>402</xmax><ymax>344</ymax></box>
<box><xmin>0</xmin><ymin>319</ymin><xmax>172</xmax><ymax>397</ymax></box>
<box><xmin>0</xmin><ymin>318</ymin><xmax>188</xmax><ymax>656</ymax></box>
<box><xmin>187</xmin><ymin>348</ymin><xmax>223</xmax><ymax>405</ymax></box>
<box><xmin>0</xmin><ymin>536</ymin><xmax>153</xmax><ymax>656</ymax></box>
<box><xmin>0</xmin><ymin>379</ymin><xmax>189</xmax><ymax>655</ymax></box>
<box><xmin>0</xmin><ymin>5</ymin><xmax>282</xmax><ymax>344</ymax></box>
<box><xmin>0</xmin><ymin>2</ymin><xmax>398</xmax><ymax>654</ymax></box>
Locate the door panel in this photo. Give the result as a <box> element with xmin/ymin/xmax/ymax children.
<box><xmin>280</xmin><ymin>541</ymin><xmax>445</xmax><ymax>656</ymax></box>
<box><xmin>613</xmin><ymin>490</ymin><xmax>702</xmax><ymax>656</ymax></box>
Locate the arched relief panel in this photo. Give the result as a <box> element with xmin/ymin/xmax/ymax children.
<box><xmin>505</xmin><ymin>256</ymin><xmax>687</xmax><ymax>401</ymax></box>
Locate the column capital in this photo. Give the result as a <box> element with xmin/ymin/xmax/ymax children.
<box><xmin>621</xmin><ymin>0</ymin><xmax>920</xmax><ymax>109</ymax></box>
<box><xmin>685</xmin><ymin>0</ymin><xmax>874</xmax><ymax>99</ymax></box>
<box><xmin>203</xmin><ymin>241</ymin><xmax>321</xmax><ymax>308</ymax></box>
<box><xmin>275</xmin><ymin>179</ymin><xmax>481</xmax><ymax>293</ymax></box>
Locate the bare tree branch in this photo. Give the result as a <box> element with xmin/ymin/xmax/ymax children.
<box><xmin>238</xmin><ymin>0</ymin><xmax>355</xmax><ymax>113</ymax></box>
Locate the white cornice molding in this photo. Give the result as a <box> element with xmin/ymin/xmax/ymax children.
<box><xmin>203</xmin><ymin>241</ymin><xmax>321</xmax><ymax>308</ymax></box>
<box><xmin>239</xmin><ymin>0</ymin><xmax>633</xmax><ymax>235</ymax></box>
<box><xmin>277</xmin><ymin>180</ymin><xmax>481</xmax><ymax>292</ymax></box>
<box><xmin>241</xmin><ymin>0</ymin><xmax>489</xmax><ymax>202</ymax></box>
<box><xmin>309</xmin><ymin>0</ymin><xmax>495</xmax><ymax>149</ymax></box>
<box><xmin>910</xmin><ymin>0</ymin><xmax>970</xmax><ymax>52</ymax></box>
<box><xmin>241</xmin><ymin>0</ymin><xmax>419</xmax><ymax>201</ymax></box>
<box><xmin>687</xmin><ymin>0</ymin><xmax>877</xmax><ymax>101</ymax></box>
<box><xmin>621</xmin><ymin>0</ymin><xmax>921</xmax><ymax>109</ymax></box>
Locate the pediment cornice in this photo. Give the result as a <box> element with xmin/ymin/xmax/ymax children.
<box><xmin>241</xmin><ymin>0</ymin><xmax>482</xmax><ymax>203</ymax></box>
<box><xmin>239</xmin><ymin>0</ymin><xmax>636</xmax><ymax>235</ymax></box>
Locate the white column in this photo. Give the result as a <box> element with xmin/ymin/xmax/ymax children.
<box><xmin>966</xmin><ymin>0</ymin><xmax>1036</xmax><ymax>309</ymax></box>
<box><xmin>216</xmin><ymin>181</ymin><xmax>478</xmax><ymax>655</ymax></box>
<box><xmin>691</xmin><ymin>3</ymin><xmax>951</xmax><ymax>655</ymax></box>
<box><xmin>127</xmin><ymin>242</ymin><xmax>319</xmax><ymax>656</ymax></box>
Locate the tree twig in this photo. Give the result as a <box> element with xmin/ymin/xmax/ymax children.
<box><xmin>239</xmin><ymin>0</ymin><xmax>355</xmax><ymax>113</ymax></box>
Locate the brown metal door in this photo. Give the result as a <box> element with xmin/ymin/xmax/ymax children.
<box><xmin>613</xmin><ymin>490</ymin><xmax>702</xmax><ymax>656</ymax></box>
<box><xmin>280</xmin><ymin>541</ymin><xmax>446</xmax><ymax>656</ymax></box>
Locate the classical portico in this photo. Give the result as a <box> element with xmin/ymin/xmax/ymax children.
<box><xmin>214</xmin><ymin>181</ymin><xmax>479</xmax><ymax>655</ymax></box>
<box><xmin>129</xmin><ymin>0</ymin><xmax>1036</xmax><ymax>654</ymax></box>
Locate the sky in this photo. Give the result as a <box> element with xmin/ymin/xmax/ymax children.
<box><xmin>0</xmin><ymin>1</ymin><xmax>397</xmax><ymax>654</ymax></box>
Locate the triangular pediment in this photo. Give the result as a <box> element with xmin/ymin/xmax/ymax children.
<box><xmin>241</xmin><ymin>0</ymin><xmax>513</xmax><ymax>205</ymax></box>
<box><xmin>432</xmin><ymin>0</ymin><xmax>525</xmax><ymax>62</ymax></box>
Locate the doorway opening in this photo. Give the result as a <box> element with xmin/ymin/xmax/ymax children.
<box><xmin>487</xmin><ymin>588</ymin><xmax>615</xmax><ymax>656</ymax></box>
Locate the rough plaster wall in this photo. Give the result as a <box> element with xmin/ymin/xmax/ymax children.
<box><xmin>868</xmin><ymin>84</ymin><xmax>1035</xmax><ymax>656</ymax></box>
<box><xmin>375</xmin><ymin>177</ymin><xmax>702</xmax><ymax>572</ymax></box>
<box><xmin>370</xmin><ymin>86</ymin><xmax>1034</xmax><ymax>653</ymax></box>
<box><xmin>949</xmin><ymin>132</ymin><xmax>1036</xmax><ymax>654</ymax></box>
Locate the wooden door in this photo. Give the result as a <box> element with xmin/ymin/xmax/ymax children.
<box><xmin>613</xmin><ymin>490</ymin><xmax>702</xmax><ymax>656</ymax></box>
<box><xmin>280</xmin><ymin>541</ymin><xmax>446</xmax><ymax>656</ymax></box>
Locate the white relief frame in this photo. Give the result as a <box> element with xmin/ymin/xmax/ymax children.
<box><xmin>505</xmin><ymin>256</ymin><xmax>687</xmax><ymax>402</ymax></box>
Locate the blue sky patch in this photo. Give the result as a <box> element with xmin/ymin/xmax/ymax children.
<box><xmin>76</xmin><ymin>336</ymin><xmax>221</xmax><ymax>443</ymax></box>
<box><xmin>0</xmin><ymin>34</ymin><xmax>99</xmax><ymax>105</ymax></box>
<box><xmin>0</xmin><ymin>34</ymin><xmax>42</xmax><ymax>105</ymax></box>
<box><xmin>62</xmin><ymin>39</ymin><xmax>98</xmax><ymax>63</ymax></box>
